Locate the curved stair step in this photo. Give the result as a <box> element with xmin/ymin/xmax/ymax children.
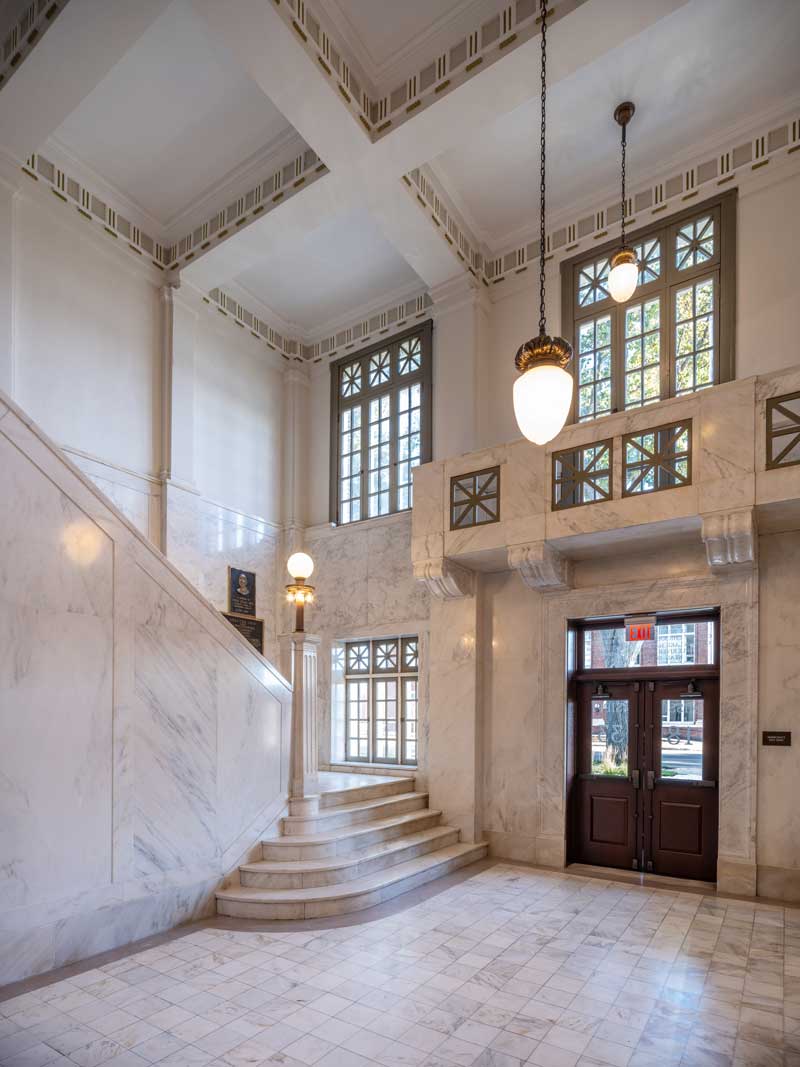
<box><xmin>281</xmin><ymin>791</ymin><xmax>428</xmax><ymax>835</ymax></box>
<box><xmin>240</xmin><ymin>826</ymin><xmax>460</xmax><ymax>888</ymax></box>
<box><xmin>217</xmin><ymin>841</ymin><xmax>488</xmax><ymax>919</ymax></box>
<box><xmin>261</xmin><ymin>808</ymin><xmax>444</xmax><ymax>860</ymax></box>
<box><xmin>320</xmin><ymin>777</ymin><xmax>414</xmax><ymax>809</ymax></box>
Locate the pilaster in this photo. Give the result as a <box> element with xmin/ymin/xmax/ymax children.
<box><xmin>430</xmin><ymin>274</ymin><xmax>490</xmax><ymax>458</ymax></box>
<box><xmin>0</xmin><ymin>168</ymin><xmax>19</xmax><ymax>398</ymax></box>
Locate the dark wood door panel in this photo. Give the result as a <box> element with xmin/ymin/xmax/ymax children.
<box><xmin>591</xmin><ymin>794</ymin><xmax>630</xmax><ymax>846</ymax></box>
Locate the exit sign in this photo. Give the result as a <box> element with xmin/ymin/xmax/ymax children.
<box><xmin>625</xmin><ymin>615</ymin><xmax>656</xmax><ymax>642</ymax></box>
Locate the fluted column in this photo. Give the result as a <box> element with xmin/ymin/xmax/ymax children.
<box><xmin>280</xmin><ymin>632</ymin><xmax>321</xmax><ymax>814</ymax></box>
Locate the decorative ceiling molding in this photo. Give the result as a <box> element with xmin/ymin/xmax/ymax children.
<box><xmin>21</xmin><ymin>144</ymin><xmax>328</xmax><ymax>273</ymax></box>
<box><xmin>206</xmin><ymin>286</ymin><xmax>433</xmax><ymax>364</ymax></box>
<box><xmin>407</xmin><ymin>109</ymin><xmax>800</xmax><ymax>290</ymax></box>
<box><xmin>0</xmin><ymin>0</ymin><xmax>69</xmax><ymax>91</ymax></box>
<box><xmin>271</xmin><ymin>0</ymin><xmax>581</xmax><ymax>142</ymax></box>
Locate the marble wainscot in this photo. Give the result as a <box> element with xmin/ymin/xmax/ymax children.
<box><xmin>0</xmin><ymin>389</ymin><xmax>292</xmax><ymax>986</ymax></box>
<box><xmin>412</xmin><ymin>365</ymin><xmax>800</xmax><ymax>898</ymax></box>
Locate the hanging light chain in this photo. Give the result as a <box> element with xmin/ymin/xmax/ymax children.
<box><xmin>620</xmin><ymin>119</ymin><xmax>627</xmax><ymax>247</ymax></box>
<box><xmin>538</xmin><ymin>0</ymin><xmax>548</xmax><ymax>337</ymax></box>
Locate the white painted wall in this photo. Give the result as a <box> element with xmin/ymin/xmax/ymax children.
<box><xmin>193</xmin><ymin>317</ymin><xmax>283</xmax><ymax>522</ymax></box>
<box><xmin>14</xmin><ymin>191</ymin><xmax>161</xmax><ymax>477</ymax></box>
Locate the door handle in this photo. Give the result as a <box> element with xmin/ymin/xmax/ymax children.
<box><xmin>646</xmin><ymin>770</ymin><xmax>655</xmax><ymax>790</ymax></box>
<box><xmin>631</xmin><ymin>769</ymin><xmax>640</xmax><ymax>789</ymax></box>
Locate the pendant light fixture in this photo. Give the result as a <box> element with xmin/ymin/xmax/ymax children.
<box><xmin>512</xmin><ymin>0</ymin><xmax>573</xmax><ymax>447</ymax></box>
<box><xmin>607</xmin><ymin>101</ymin><xmax>638</xmax><ymax>303</ymax></box>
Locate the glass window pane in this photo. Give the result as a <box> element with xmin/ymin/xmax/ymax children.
<box><xmin>624</xmin><ymin>297</ymin><xmax>661</xmax><ymax>409</ymax></box>
<box><xmin>675</xmin><ymin>215</ymin><xmax>714</xmax><ymax>271</ymax></box>
<box><xmin>661</xmin><ymin>699</ymin><xmax>704</xmax><ymax>780</ymax></box>
<box><xmin>577</xmin><ymin>314</ymin><xmax>612</xmax><ymax>421</ymax></box>
<box><xmin>577</xmin><ymin>257</ymin><xmax>610</xmax><ymax>307</ymax></box>
<box><xmin>674</xmin><ymin>278</ymin><xmax>715</xmax><ymax>396</ymax></box>
<box><xmin>583</xmin><ymin>622</ymin><xmax>714</xmax><ymax>669</ymax></box>
<box><xmin>591</xmin><ymin>699</ymin><xmax>629</xmax><ymax>775</ymax></box>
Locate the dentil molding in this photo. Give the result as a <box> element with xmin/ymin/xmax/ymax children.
<box><xmin>414</xmin><ymin>557</ymin><xmax>476</xmax><ymax>600</ymax></box>
<box><xmin>508</xmin><ymin>541</ymin><xmax>572</xmax><ymax>592</ymax></box>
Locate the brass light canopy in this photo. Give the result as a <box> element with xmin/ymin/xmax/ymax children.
<box><xmin>608</xmin><ymin>100</ymin><xmax>639</xmax><ymax>304</ymax></box>
<box><xmin>512</xmin><ymin>0</ymin><xmax>574</xmax><ymax>447</ymax></box>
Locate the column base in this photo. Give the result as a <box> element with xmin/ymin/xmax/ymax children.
<box><xmin>288</xmin><ymin>794</ymin><xmax>320</xmax><ymax>817</ymax></box>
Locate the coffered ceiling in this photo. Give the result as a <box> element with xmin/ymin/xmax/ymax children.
<box><xmin>4</xmin><ymin>0</ymin><xmax>799</xmax><ymax>345</ymax></box>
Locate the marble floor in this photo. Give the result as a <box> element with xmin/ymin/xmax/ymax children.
<box><xmin>1</xmin><ymin>863</ymin><xmax>798</xmax><ymax>1067</ymax></box>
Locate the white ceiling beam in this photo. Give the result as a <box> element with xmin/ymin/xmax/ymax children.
<box><xmin>186</xmin><ymin>0</ymin><xmax>691</xmax><ymax>295</ymax></box>
<box><xmin>0</xmin><ymin>0</ymin><xmax>172</xmax><ymax>161</ymax></box>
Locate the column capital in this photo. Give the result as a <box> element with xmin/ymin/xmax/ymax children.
<box><xmin>414</xmin><ymin>557</ymin><xmax>476</xmax><ymax>599</ymax></box>
<box><xmin>508</xmin><ymin>541</ymin><xmax>572</xmax><ymax>592</ymax></box>
<box><xmin>701</xmin><ymin>507</ymin><xmax>757</xmax><ymax>573</ymax></box>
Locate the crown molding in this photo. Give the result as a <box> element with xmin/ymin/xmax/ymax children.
<box><xmin>162</xmin><ymin>126</ymin><xmax>308</xmax><ymax>239</ymax></box>
<box><xmin>0</xmin><ymin>0</ymin><xmax>70</xmax><ymax>92</ymax></box>
<box><xmin>269</xmin><ymin>0</ymin><xmax>583</xmax><ymax>143</ymax></box>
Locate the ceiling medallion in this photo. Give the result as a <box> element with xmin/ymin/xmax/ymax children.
<box><xmin>512</xmin><ymin>0</ymin><xmax>574</xmax><ymax>447</ymax></box>
<box><xmin>608</xmin><ymin>100</ymin><xmax>639</xmax><ymax>304</ymax></box>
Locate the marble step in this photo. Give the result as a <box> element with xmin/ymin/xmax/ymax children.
<box><xmin>281</xmin><ymin>791</ymin><xmax>428</xmax><ymax>835</ymax></box>
<box><xmin>240</xmin><ymin>825</ymin><xmax>460</xmax><ymax>889</ymax></box>
<box><xmin>217</xmin><ymin>841</ymin><xmax>488</xmax><ymax>919</ymax></box>
<box><xmin>320</xmin><ymin>776</ymin><xmax>414</xmax><ymax>809</ymax></box>
<box><xmin>261</xmin><ymin>808</ymin><xmax>444</xmax><ymax>861</ymax></box>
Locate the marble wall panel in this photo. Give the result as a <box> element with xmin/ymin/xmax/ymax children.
<box><xmin>757</xmin><ymin>531</ymin><xmax>800</xmax><ymax>870</ymax></box>
<box><xmin>0</xmin><ymin>434</ymin><xmax>114</xmax><ymax>911</ymax></box>
<box><xmin>0</xmin><ymin>395</ymin><xmax>292</xmax><ymax>986</ymax></box>
<box><xmin>165</xmin><ymin>483</ymin><xmax>281</xmax><ymax>664</ymax></box>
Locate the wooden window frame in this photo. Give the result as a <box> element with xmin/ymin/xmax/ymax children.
<box><xmin>561</xmin><ymin>190</ymin><xmax>736</xmax><ymax>424</ymax></box>
<box><xmin>449</xmin><ymin>466</ymin><xmax>501</xmax><ymax>530</ymax></box>
<box><xmin>329</xmin><ymin>320</ymin><xmax>433</xmax><ymax>525</ymax></box>
<box><xmin>344</xmin><ymin>636</ymin><xmax>418</xmax><ymax>766</ymax></box>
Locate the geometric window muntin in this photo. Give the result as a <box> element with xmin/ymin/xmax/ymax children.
<box><xmin>552</xmin><ymin>440</ymin><xmax>612</xmax><ymax>510</ymax></box>
<box><xmin>623</xmin><ymin>420</ymin><xmax>692</xmax><ymax>496</ymax></box>
<box><xmin>401</xmin><ymin>637</ymin><xmax>419</xmax><ymax>672</ymax></box>
<box><xmin>373</xmin><ymin>639</ymin><xmax>399</xmax><ymax>673</ymax></box>
<box><xmin>346</xmin><ymin>641</ymin><xmax>370</xmax><ymax>674</ymax></box>
<box><xmin>577</xmin><ymin>256</ymin><xmax>610</xmax><ymax>308</ymax></box>
<box><xmin>368</xmin><ymin>350</ymin><xmax>391</xmax><ymax>387</ymax></box>
<box><xmin>766</xmin><ymin>391</ymin><xmax>800</xmax><ymax>470</ymax></box>
<box><xmin>675</xmin><ymin>214</ymin><xmax>714</xmax><ymax>271</ymax></box>
<box><xmin>633</xmin><ymin>236</ymin><xmax>661</xmax><ymax>286</ymax></box>
<box><xmin>450</xmin><ymin>466</ymin><xmax>501</xmax><ymax>530</ymax></box>
<box><xmin>398</xmin><ymin>336</ymin><xmax>422</xmax><ymax>375</ymax></box>
<box><xmin>340</xmin><ymin>361</ymin><xmax>362</xmax><ymax>397</ymax></box>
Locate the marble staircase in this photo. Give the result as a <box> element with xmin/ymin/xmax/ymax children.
<box><xmin>216</xmin><ymin>775</ymin><xmax>487</xmax><ymax>918</ymax></box>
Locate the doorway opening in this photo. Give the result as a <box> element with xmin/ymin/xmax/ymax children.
<box><xmin>567</xmin><ymin>612</ymin><xmax>720</xmax><ymax>882</ymax></box>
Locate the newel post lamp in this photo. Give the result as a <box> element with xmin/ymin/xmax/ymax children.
<box><xmin>286</xmin><ymin>551</ymin><xmax>315</xmax><ymax>632</ymax></box>
<box><xmin>284</xmin><ymin>551</ymin><xmax>320</xmax><ymax>810</ymax></box>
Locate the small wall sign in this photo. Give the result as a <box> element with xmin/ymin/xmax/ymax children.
<box><xmin>222</xmin><ymin>612</ymin><xmax>264</xmax><ymax>655</ymax></box>
<box><xmin>228</xmin><ymin>567</ymin><xmax>256</xmax><ymax>617</ymax></box>
<box><xmin>625</xmin><ymin>614</ymin><xmax>656</xmax><ymax>642</ymax></box>
<box><xmin>762</xmin><ymin>731</ymin><xmax>791</xmax><ymax>747</ymax></box>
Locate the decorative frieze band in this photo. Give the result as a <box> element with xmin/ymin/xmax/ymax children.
<box><xmin>207</xmin><ymin>286</ymin><xmax>433</xmax><ymax>363</ymax></box>
<box><xmin>275</xmin><ymin>0</ymin><xmax>579</xmax><ymax>142</ymax></box>
<box><xmin>406</xmin><ymin>111</ymin><xmax>800</xmax><ymax>288</ymax></box>
<box><xmin>22</xmin><ymin>144</ymin><xmax>327</xmax><ymax>273</ymax></box>
<box><xmin>0</xmin><ymin>0</ymin><xmax>69</xmax><ymax>91</ymax></box>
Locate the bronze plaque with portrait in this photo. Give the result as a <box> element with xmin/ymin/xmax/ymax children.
<box><xmin>222</xmin><ymin>612</ymin><xmax>264</xmax><ymax>655</ymax></box>
<box><xmin>228</xmin><ymin>567</ymin><xmax>256</xmax><ymax>617</ymax></box>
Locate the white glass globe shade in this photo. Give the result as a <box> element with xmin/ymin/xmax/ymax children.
<box><xmin>513</xmin><ymin>363</ymin><xmax>573</xmax><ymax>445</ymax></box>
<box><xmin>608</xmin><ymin>259</ymin><xmax>638</xmax><ymax>303</ymax></box>
<box><xmin>287</xmin><ymin>551</ymin><xmax>314</xmax><ymax>581</ymax></box>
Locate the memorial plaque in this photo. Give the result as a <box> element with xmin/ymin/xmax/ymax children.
<box><xmin>762</xmin><ymin>731</ymin><xmax>791</xmax><ymax>747</ymax></box>
<box><xmin>228</xmin><ymin>567</ymin><xmax>256</xmax><ymax>617</ymax></box>
<box><xmin>222</xmin><ymin>612</ymin><xmax>264</xmax><ymax>655</ymax></box>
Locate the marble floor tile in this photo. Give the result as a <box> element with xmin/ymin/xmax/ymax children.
<box><xmin>7</xmin><ymin>867</ymin><xmax>800</xmax><ymax>1067</ymax></box>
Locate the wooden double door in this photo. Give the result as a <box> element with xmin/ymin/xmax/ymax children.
<box><xmin>571</xmin><ymin>677</ymin><xmax>719</xmax><ymax>881</ymax></box>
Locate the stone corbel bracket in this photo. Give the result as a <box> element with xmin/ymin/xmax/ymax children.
<box><xmin>701</xmin><ymin>508</ymin><xmax>757</xmax><ymax>574</ymax></box>
<box><xmin>508</xmin><ymin>541</ymin><xmax>573</xmax><ymax>592</ymax></box>
<box><xmin>414</xmin><ymin>557</ymin><xmax>476</xmax><ymax>600</ymax></box>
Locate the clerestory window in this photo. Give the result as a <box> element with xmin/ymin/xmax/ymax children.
<box><xmin>330</xmin><ymin>322</ymin><xmax>432</xmax><ymax>525</ymax></box>
<box><xmin>561</xmin><ymin>191</ymin><xmax>735</xmax><ymax>424</ymax></box>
